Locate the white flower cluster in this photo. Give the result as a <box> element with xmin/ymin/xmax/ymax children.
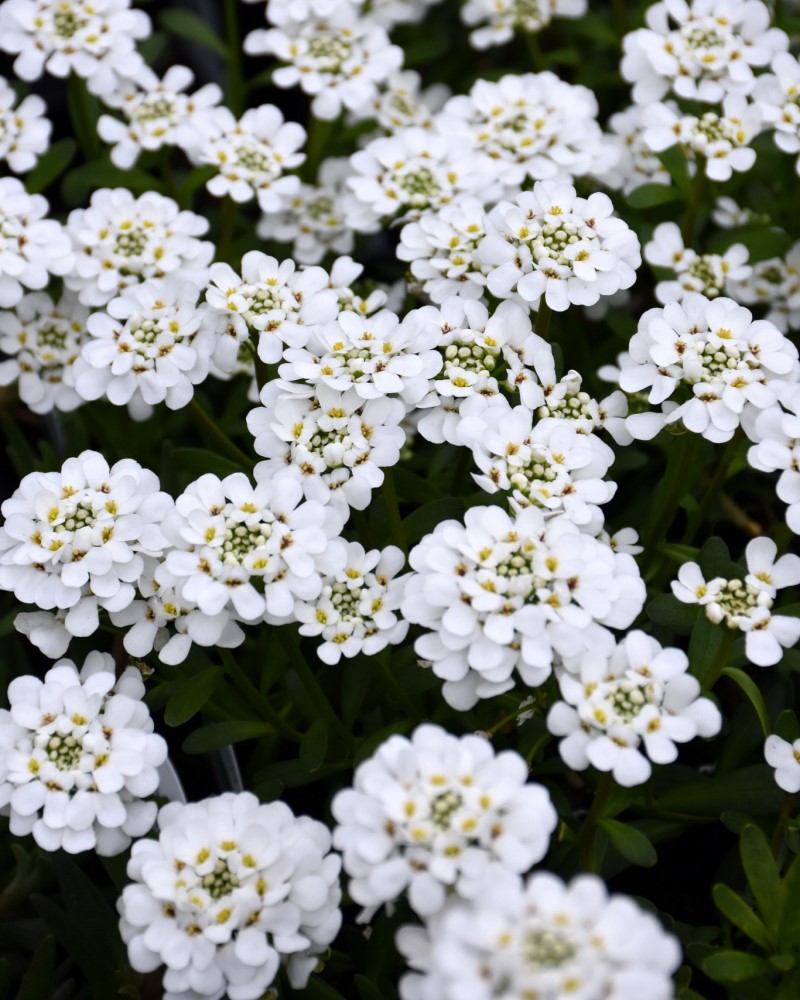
<box><xmin>645</xmin><ymin>222</ymin><xmax>751</xmax><ymax>304</ymax></box>
<box><xmin>0</xmin><ymin>653</ymin><xmax>166</xmax><ymax>855</ymax></box>
<box><xmin>0</xmin><ymin>74</ymin><xmax>50</xmax><ymax>173</ymax></box>
<box><xmin>332</xmin><ymin>723</ymin><xmax>557</xmax><ymax>917</ymax></box>
<box><xmin>602</xmin><ymin>104</ymin><xmax>672</xmax><ymax>194</ymax></box>
<box><xmin>461</xmin><ymin>0</ymin><xmax>587</xmax><ymax>50</ymax></box>
<box><xmin>118</xmin><ymin>792</ymin><xmax>342</xmax><ymax>1000</ymax></box>
<box><xmin>748</xmin><ymin>390</ymin><xmax>800</xmax><ymax>534</ymax></box>
<box><xmin>728</xmin><ymin>241</ymin><xmax>800</xmax><ymax>333</ymax></box>
<box><xmin>672</xmin><ymin>537</ymin><xmax>800</xmax><ymax>666</ymax></box>
<box><xmin>547</xmin><ymin>631</ymin><xmax>722</xmax><ymax>786</ymax></box>
<box><xmin>754</xmin><ymin>53</ymin><xmax>800</xmax><ymax>175</ymax></box>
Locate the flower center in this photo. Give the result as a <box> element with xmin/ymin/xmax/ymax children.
<box><xmin>692</xmin><ymin>113</ymin><xmax>736</xmax><ymax>145</ymax></box>
<box><xmin>44</xmin><ymin>732</ymin><xmax>84</xmax><ymax>771</ymax></box>
<box><xmin>328</xmin><ymin>581</ymin><xmax>364</xmax><ymax>623</ymax></box>
<box><xmin>511</xmin><ymin>0</ymin><xmax>551</xmax><ymax>30</ymax></box>
<box><xmin>530</xmin><ymin>220</ymin><xmax>583</xmax><ymax>267</ymax></box>
<box><xmin>307</xmin><ymin>33</ymin><xmax>353</xmax><ymax>72</ymax></box>
<box><xmin>37</xmin><ymin>323</ymin><xmax>69</xmax><ymax>352</ymax></box>
<box><xmin>713</xmin><ymin>578</ymin><xmax>770</xmax><ymax>623</ymax></box>
<box><xmin>306</xmin><ymin>194</ymin><xmax>335</xmax><ymax>221</ymax></box>
<box><xmin>690</xmin><ymin>341</ymin><xmax>751</xmax><ymax>382</ymax></box>
<box><xmin>59</xmin><ymin>499</ymin><xmax>99</xmax><ymax>532</ymax></box>
<box><xmin>396</xmin><ymin>166</ymin><xmax>442</xmax><ymax>206</ymax></box>
<box><xmin>114</xmin><ymin>227</ymin><xmax>149</xmax><ymax>258</ymax></box>
<box><xmin>53</xmin><ymin>8</ymin><xmax>87</xmax><ymax>38</ymax></box>
<box><xmin>430</xmin><ymin>790</ymin><xmax>463</xmax><ymax>830</ymax></box>
<box><xmin>221</xmin><ymin>518</ymin><xmax>272</xmax><ymax>565</ymax></box>
<box><xmin>201</xmin><ymin>859</ymin><xmax>240</xmax><ymax>899</ymax></box>
<box><xmin>233</xmin><ymin>140</ymin><xmax>280</xmax><ymax>179</ymax></box>
<box><xmin>134</xmin><ymin>94</ymin><xmax>179</xmax><ymax>125</ymax></box>
<box><xmin>687</xmin><ymin>256</ymin><xmax>724</xmax><ymax>297</ymax></box>
<box><xmin>538</xmin><ymin>389</ymin><xmax>593</xmax><ymax>421</ymax></box>
<box><xmin>605</xmin><ymin>680</ymin><xmax>654</xmax><ymax>723</ymax></box>
<box><xmin>521</xmin><ymin>927</ymin><xmax>576</xmax><ymax>968</ymax></box>
<box><xmin>443</xmin><ymin>341</ymin><xmax>501</xmax><ymax>378</ymax></box>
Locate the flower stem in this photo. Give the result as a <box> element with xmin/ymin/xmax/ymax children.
<box><xmin>578</xmin><ymin>772</ymin><xmax>614</xmax><ymax>872</ymax></box>
<box><xmin>381</xmin><ymin>468</ymin><xmax>408</xmax><ymax>555</ymax></box>
<box><xmin>377</xmin><ymin>649</ymin><xmax>420</xmax><ymax>721</ymax></box>
<box><xmin>642</xmin><ymin>431</ymin><xmax>700</xmax><ymax>577</ymax></box>
<box><xmin>700</xmin><ymin>628</ymin><xmax>737</xmax><ymax>690</ymax></box>
<box><xmin>681</xmin><ymin>428</ymin><xmax>743</xmax><ymax>546</ymax></box>
<box><xmin>218</xmin><ymin>196</ymin><xmax>239</xmax><ymax>264</ymax></box>
<box><xmin>770</xmin><ymin>791</ymin><xmax>797</xmax><ymax>856</ymax></box>
<box><xmin>245</xmin><ymin>336</ymin><xmax>271</xmax><ymax>395</ymax></box>
<box><xmin>611</xmin><ymin>0</ymin><xmax>629</xmax><ymax>34</ymax></box>
<box><xmin>224</xmin><ymin>0</ymin><xmax>245</xmax><ymax>116</ymax></box>
<box><xmin>220</xmin><ymin>649</ymin><xmax>302</xmax><ymax>743</ymax></box>
<box><xmin>188</xmin><ymin>397</ymin><xmax>254</xmax><ymax>471</ymax></box>
<box><xmin>682</xmin><ymin>167</ymin><xmax>707</xmax><ymax>244</ymax></box>
<box><xmin>280</xmin><ymin>629</ymin><xmax>355</xmax><ymax>751</ymax></box>
<box><xmin>522</xmin><ymin>30</ymin><xmax>545</xmax><ymax>72</ymax></box>
<box><xmin>535</xmin><ymin>301</ymin><xmax>553</xmax><ymax>342</ymax></box>
<box><xmin>774</xmin><ymin>0</ymin><xmax>783</xmax><ymax>25</ymax></box>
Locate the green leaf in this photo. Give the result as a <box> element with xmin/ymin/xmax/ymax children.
<box><xmin>688</xmin><ymin>613</ymin><xmax>725</xmax><ymax>685</ymax></box>
<box><xmin>769</xmin><ymin>953</ymin><xmax>795</xmax><ymax>971</ymax></box>
<box><xmin>182</xmin><ymin>720</ymin><xmax>275</xmax><ymax>754</ymax></box>
<box><xmin>647</xmin><ymin>594</ymin><xmax>699</xmax><ymax>633</ymax></box>
<box><xmin>393</xmin><ymin>467</ymin><xmax>443</xmax><ymax>503</ymax></box>
<box><xmin>403</xmin><ymin>498</ymin><xmax>465</xmax><ymax>546</ymax></box>
<box><xmin>355</xmin><ymin>975</ymin><xmax>389</xmax><ymax>1000</ymax></box>
<box><xmin>703</xmin><ymin>949</ymin><xmax>774</xmax><ymax>982</ymax></box>
<box><xmin>657</xmin><ymin>146</ymin><xmax>692</xmax><ymax>194</ymax></box>
<box><xmin>699</xmin><ymin>536</ymin><xmax>741</xmax><ymax>579</ymax></box>
<box><xmin>775</xmin><ymin>710</ymin><xmax>800</xmax><ymax>742</ymax></box>
<box><xmin>707</xmin><ymin>226</ymin><xmax>792</xmax><ymax>264</ymax></box>
<box><xmin>656</xmin><ymin>766</ymin><xmax>783</xmax><ymax>817</ymax></box>
<box><xmin>164</xmin><ymin>667</ymin><xmax>224</xmax><ymax>727</ymax></box>
<box><xmin>159</xmin><ymin>8</ymin><xmax>228</xmax><ymax>56</ymax></box>
<box><xmin>722</xmin><ymin>668</ymin><xmax>771</xmax><ymax>738</ymax></box>
<box><xmin>300</xmin><ymin>719</ymin><xmax>329</xmax><ymax>771</ymax></box>
<box><xmin>741</xmin><ymin>825</ymin><xmax>783</xmax><ymax>935</ymax></box>
<box><xmin>600</xmin><ymin>819</ymin><xmax>657</xmax><ymax>867</ymax></box>
<box><xmin>170</xmin><ymin>447</ymin><xmax>244</xmax><ymax>485</ymax></box>
<box><xmin>62</xmin><ymin>160</ymin><xmax>165</xmax><ymax>205</ymax></box>
<box><xmin>626</xmin><ymin>183</ymin><xmax>682</xmax><ymax>208</ymax></box>
<box><xmin>713</xmin><ymin>884</ymin><xmax>772</xmax><ymax>950</ymax></box>
<box><xmin>24</xmin><ymin>139</ymin><xmax>77</xmax><ymax>194</ymax></box>
<box><xmin>15</xmin><ymin>935</ymin><xmax>56</xmax><ymax>1000</ymax></box>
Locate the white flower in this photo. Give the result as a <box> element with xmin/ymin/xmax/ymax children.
<box><xmin>193</xmin><ymin>104</ymin><xmax>305</xmax><ymax>214</ymax></box>
<box><xmin>713</xmin><ymin>195</ymin><xmax>755</xmax><ymax>228</ymax></box>
<box><xmin>0</xmin><ymin>451</ymin><xmax>172</xmax><ymax>638</ymax></box>
<box><xmin>535</xmin><ymin>369</ymin><xmax>632</xmax><ymax>445</ymax></box>
<box><xmin>618</xmin><ymin>295</ymin><xmax>799</xmax><ymax>443</ymax></box>
<box><xmin>14</xmin><ymin>609</ymin><xmax>71</xmax><ymax>658</ymax></box>
<box><xmin>765</xmin><ymin>734</ymin><xmax>800</xmax><ymax>793</ymax></box>
<box><xmin>332</xmin><ymin>724</ymin><xmax>557</xmax><ymax>918</ymax></box>
<box><xmin>397</xmin><ymin>870</ymin><xmax>681</xmax><ymax>1000</ymax></box>
<box><xmin>97</xmin><ymin>65</ymin><xmax>222</xmax><ymax>169</ymax></box>
<box><xmin>645</xmin><ymin>221</ymin><xmax>751</xmax><ymax>303</ymax></box>
<box><xmin>727</xmin><ymin>242</ymin><xmax>800</xmax><ymax>333</ymax></box>
<box><xmin>461</xmin><ymin>0</ymin><xmax>587</xmax><ymax>50</ymax></box>
<box><xmin>0</xmin><ymin>0</ymin><xmax>151</xmax><ymax>96</ymax></box>
<box><xmin>247</xmin><ymin>382</ymin><xmax>406</xmax><ymax>517</ymax></box>
<box><xmin>547</xmin><ymin>631</ymin><xmax>722</xmax><ymax>786</ymax></box>
<box><xmin>0</xmin><ymin>75</ymin><xmax>50</xmax><ymax>172</ymax></box>
<box><xmin>602</xmin><ymin>104</ymin><xmax>672</xmax><ymax>194</ymax></box>
<box><xmin>754</xmin><ymin>53</ymin><xmax>800</xmax><ymax>174</ymax></box>
<box><xmin>621</xmin><ymin>0</ymin><xmax>788</xmax><ymax>105</ymax></box>
<box><xmin>117</xmin><ymin>792</ymin><xmax>342</xmax><ymax>1000</ymax></box>
<box><xmin>64</xmin><ymin>189</ymin><xmax>214</xmax><ymax>307</ymax></box>
<box><xmin>244</xmin><ymin>5</ymin><xmax>403</xmax><ymax>121</ymax></box>
<box><xmin>0</xmin><ymin>291</ymin><xmax>89</xmax><ymax>414</ymax></box>
<box><xmin>296</xmin><ymin>542</ymin><xmax>408</xmax><ymax>664</ymax></box>
<box><xmin>748</xmin><ymin>398</ymin><xmax>800</xmax><ymax>533</ymax></box>
<box><xmin>0</xmin><ymin>653</ymin><xmax>167</xmax><ymax>855</ymax></box>
<box><xmin>0</xmin><ymin>178</ymin><xmax>74</xmax><ymax>308</ymax></box>
<box><xmin>357</xmin><ymin>70</ymin><xmax>449</xmax><ymax>133</ymax></box>
<box><xmin>478</xmin><ymin>182</ymin><xmax>641</xmax><ymax>312</ymax></box>
<box><xmin>402</xmin><ymin>505</ymin><xmax>646</xmax><ymax>709</ymax></box>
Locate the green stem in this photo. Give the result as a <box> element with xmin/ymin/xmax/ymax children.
<box><xmin>771</xmin><ymin>792</ymin><xmax>797</xmax><ymax>857</ymax></box>
<box><xmin>381</xmin><ymin>468</ymin><xmax>407</xmax><ymax>555</ymax></box>
<box><xmin>220</xmin><ymin>649</ymin><xmax>302</xmax><ymax>743</ymax></box>
<box><xmin>450</xmin><ymin>447</ymin><xmax>472</xmax><ymax>497</ymax></box>
<box><xmin>522</xmin><ymin>30</ymin><xmax>545</xmax><ymax>72</ymax></box>
<box><xmin>350</xmin><ymin>507</ymin><xmax>373</xmax><ymax>549</ymax></box>
<box><xmin>682</xmin><ymin>167</ymin><xmax>707</xmax><ymax>244</ymax></box>
<box><xmin>681</xmin><ymin>428</ymin><xmax>743</xmax><ymax>546</ymax></box>
<box><xmin>534</xmin><ymin>301</ymin><xmax>553</xmax><ymax>342</ymax></box>
<box><xmin>160</xmin><ymin>148</ymin><xmax>181</xmax><ymax>206</ymax></box>
<box><xmin>643</xmin><ymin>431</ymin><xmax>701</xmax><ymax>576</ymax></box>
<box><xmin>377</xmin><ymin>649</ymin><xmax>420</xmax><ymax>721</ymax></box>
<box><xmin>700</xmin><ymin>628</ymin><xmax>737</xmax><ymax>690</ymax></box>
<box><xmin>774</xmin><ymin>0</ymin><xmax>783</xmax><ymax>25</ymax></box>
<box><xmin>245</xmin><ymin>336</ymin><xmax>271</xmax><ymax>395</ymax></box>
<box><xmin>280</xmin><ymin>630</ymin><xmax>355</xmax><ymax>751</ymax></box>
<box><xmin>188</xmin><ymin>397</ymin><xmax>254</xmax><ymax>470</ymax></box>
<box><xmin>578</xmin><ymin>772</ymin><xmax>614</xmax><ymax>872</ymax></box>
<box><xmin>218</xmin><ymin>196</ymin><xmax>238</xmax><ymax>263</ymax></box>
<box><xmin>611</xmin><ymin>0</ymin><xmax>629</xmax><ymax>34</ymax></box>
<box><xmin>67</xmin><ymin>73</ymin><xmax>100</xmax><ymax>160</ymax></box>
<box><xmin>224</xmin><ymin>0</ymin><xmax>245</xmax><ymax>115</ymax></box>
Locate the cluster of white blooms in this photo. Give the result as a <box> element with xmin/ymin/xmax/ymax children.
<box><xmin>728</xmin><ymin>242</ymin><xmax>800</xmax><ymax>333</ymax></box>
<box><xmin>765</xmin><ymin>734</ymin><xmax>800</xmax><ymax>793</ymax></box>
<box><xmin>748</xmin><ymin>392</ymin><xmax>800</xmax><ymax>534</ymax></box>
<box><xmin>0</xmin><ymin>653</ymin><xmax>166</xmax><ymax>855</ymax></box>
<box><xmin>244</xmin><ymin>2</ymin><xmax>403</xmax><ymax>121</ymax></box>
<box><xmin>0</xmin><ymin>178</ymin><xmax>74</xmax><ymax>307</ymax></box>
<box><xmin>192</xmin><ymin>105</ymin><xmax>306</xmax><ymax>215</ymax></box>
<box><xmin>398</xmin><ymin>870</ymin><xmax>681</xmax><ymax>1000</ymax></box>
<box><xmin>672</xmin><ymin>537</ymin><xmax>800</xmax><ymax>666</ymax></box>
<box><xmin>0</xmin><ymin>451</ymin><xmax>172</xmax><ymax>639</ymax></box>
<box><xmin>402</xmin><ymin>505</ymin><xmax>646</xmax><ymax>709</ymax></box>
<box><xmin>602</xmin><ymin>104</ymin><xmax>672</xmax><ymax>194</ymax></box>
<box><xmin>618</xmin><ymin>294</ymin><xmax>799</xmax><ymax>443</ymax></box>
<box><xmin>118</xmin><ymin>792</ymin><xmax>342</xmax><ymax>1000</ymax></box>
<box><xmin>645</xmin><ymin>222</ymin><xmax>751</xmax><ymax>304</ymax></box>
<box><xmin>754</xmin><ymin>53</ymin><xmax>800</xmax><ymax>174</ymax></box>
<box><xmin>63</xmin><ymin>189</ymin><xmax>214</xmax><ymax>307</ymax></box>
<box><xmin>547</xmin><ymin>631</ymin><xmax>722</xmax><ymax>786</ymax></box>
<box><xmin>0</xmin><ymin>292</ymin><xmax>89</xmax><ymax>414</ymax></box>
<box><xmin>0</xmin><ymin>0</ymin><xmax>151</xmax><ymax>96</ymax></box>
<box><xmin>0</xmin><ymin>74</ymin><xmax>50</xmax><ymax>172</ymax></box>
<box><xmin>621</xmin><ymin>0</ymin><xmax>788</xmax><ymax>105</ymax></box>
<box><xmin>354</xmin><ymin>70</ymin><xmax>448</xmax><ymax>134</ymax></box>
<box><xmin>461</xmin><ymin>0</ymin><xmax>587</xmax><ymax>49</ymax></box>
<box><xmin>97</xmin><ymin>65</ymin><xmax>222</xmax><ymax>169</ymax></box>
<box><xmin>332</xmin><ymin>724</ymin><xmax>557</xmax><ymax>917</ymax></box>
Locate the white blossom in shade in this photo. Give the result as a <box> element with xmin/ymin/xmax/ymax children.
<box><xmin>401</xmin><ymin>505</ymin><xmax>646</xmax><ymax>709</ymax></box>
<box><xmin>713</xmin><ymin>196</ymin><xmax>756</xmax><ymax>229</ymax></box>
<box><xmin>205</xmin><ymin>252</ymin><xmax>339</xmax><ymax>372</ymax></box>
<box><xmin>256</xmin><ymin>158</ymin><xmax>360</xmax><ymax>265</ymax></box>
<box><xmin>478</xmin><ymin>182</ymin><xmax>641</xmax><ymax>313</ymax></box>
<box><xmin>14</xmin><ymin>609</ymin><xmax>71</xmax><ymax>658</ymax></box>
<box><xmin>397</xmin><ymin>197</ymin><xmax>490</xmax><ymax>304</ymax></box>
<box><xmin>728</xmin><ymin>242</ymin><xmax>800</xmax><ymax>333</ymax></box>
<box><xmin>332</xmin><ymin>724</ymin><xmax>557</xmax><ymax>919</ymax></box>
<box><xmin>0</xmin><ymin>75</ymin><xmax>50</xmax><ymax>172</ymax></box>
<box><xmin>244</xmin><ymin>5</ymin><xmax>403</xmax><ymax>122</ymax></box>
<box><xmin>0</xmin><ymin>291</ymin><xmax>89</xmax><ymax>414</ymax></box>
<box><xmin>601</xmin><ymin>104</ymin><xmax>671</xmax><ymax>194</ymax></box>
<box><xmin>435</xmin><ymin>73</ymin><xmax>610</xmax><ymax>188</ymax></box>
<box><xmin>280</xmin><ymin>307</ymin><xmax>443</xmax><ymax>405</ymax></box>
<box><xmin>325</xmin><ymin>255</ymin><xmax>391</xmax><ymax>318</ymax></box>
<box><xmin>547</xmin><ymin>631</ymin><xmax>722</xmax><ymax>786</ymax></box>
<box><xmin>0</xmin><ymin>451</ymin><xmax>172</xmax><ymax>638</ymax></box>
<box><xmin>192</xmin><ymin>105</ymin><xmax>305</xmax><ymax>214</ymax></box>
<box><xmin>765</xmin><ymin>734</ymin><xmax>800</xmax><ymax>793</ymax></box>
<box><xmin>753</xmin><ymin>53</ymin><xmax>800</xmax><ymax>174</ymax></box>
<box><xmin>63</xmin><ymin>189</ymin><xmax>214</xmax><ymax>308</ymax></box>
<box><xmin>535</xmin><ymin>369</ymin><xmax>633</xmax><ymax>446</ymax></box>
<box><xmin>117</xmin><ymin>792</ymin><xmax>342</xmax><ymax>1000</ymax></box>
<box><xmin>645</xmin><ymin>222</ymin><xmax>751</xmax><ymax>304</ymax></box>
<box><xmin>361</xmin><ymin>0</ymin><xmax>445</xmax><ymax>28</ymax></box>
<box><xmin>247</xmin><ymin>382</ymin><xmax>406</xmax><ymax>517</ymax></box>
<box><xmin>295</xmin><ymin>542</ymin><xmax>408</xmax><ymax>664</ymax></box>
<box><xmin>97</xmin><ymin>65</ymin><xmax>222</xmax><ymax>169</ymax></box>
<box><xmin>621</xmin><ymin>0</ymin><xmax>789</xmax><ymax>105</ymax></box>
<box><xmin>0</xmin><ymin>0</ymin><xmax>150</xmax><ymax>96</ymax></box>
<box><xmin>357</xmin><ymin>70</ymin><xmax>449</xmax><ymax>133</ymax></box>
<box><xmin>0</xmin><ymin>179</ymin><xmax>74</xmax><ymax>308</ymax></box>
<box><xmin>397</xmin><ymin>870</ymin><xmax>682</xmax><ymax>1000</ymax></box>
<box><xmin>618</xmin><ymin>295</ymin><xmax>800</xmax><ymax>444</ymax></box>
<box><xmin>72</xmin><ymin>279</ymin><xmax>214</xmax><ymax>416</ymax></box>
<box><xmin>460</xmin><ymin>404</ymin><xmax>617</xmax><ymax>524</ymax></box>
<box><xmin>0</xmin><ymin>653</ymin><xmax>167</xmax><ymax>855</ymax></box>
<box><xmin>347</xmin><ymin>127</ymin><xmax>501</xmax><ymax>227</ymax></box>
<box><xmin>461</xmin><ymin>0</ymin><xmax>587</xmax><ymax>49</ymax></box>
<box><xmin>642</xmin><ymin>95</ymin><xmax>762</xmax><ymax>182</ymax></box>
<box><xmin>748</xmin><ymin>397</ymin><xmax>800</xmax><ymax>533</ymax></box>
<box><xmin>413</xmin><ymin>298</ymin><xmax>555</xmax><ymax>446</ymax></box>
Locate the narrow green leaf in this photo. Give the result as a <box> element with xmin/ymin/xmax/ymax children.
<box><xmin>769</xmin><ymin>953</ymin><xmax>795</xmax><ymax>971</ymax></box>
<box><xmin>741</xmin><ymin>825</ymin><xmax>783</xmax><ymax>934</ymax></box>
<box><xmin>16</xmin><ymin>935</ymin><xmax>56</xmax><ymax>1000</ymax></box>
<box><xmin>24</xmin><ymin>139</ymin><xmax>77</xmax><ymax>194</ymax></box>
<box><xmin>656</xmin><ymin>766</ymin><xmax>783</xmax><ymax>817</ymax></box>
<box><xmin>300</xmin><ymin>719</ymin><xmax>329</xmax><ymax>771</ymax></box>
<box><xmin>646</xmin><ymin>594</ymin><xmax>699</xmax><ymax>633</ymax></box>
<box><xmin>355</xmin><ymin>975</ymin><xmax>389</xmax><ymax>1000</ymax></box>
<box><xmin>626</xmin><ymin>183</ymin><xmax>682</xmax><ymax>208</ymax></box>
<box><xmin>164</xmin><ymin>667</ymin><xmax>224</xmax><ymax>727</ymax></box>
<box><xmin>707</xmin><ymin>226</ymin><xmax>792</xmax><ymax>264</ymax></box>
<box><xmin>657</xmin><ymin>146</ymin><xmax>692</xmax><ymax>194</ymax></box>
<box><xmin>403</xmin><ymin>498</ymin><xmax>465</xmax><ymax>546</ymax></box>
<box><xmin>713</xmin><ymin>884</ymin><xmax>772</xmax><ymax>950</ymax></box>
<box><xmin>182</xmin><ymin>720</ymin><xmax>274</xmax><ymax>754</ymax></box>
<box><xmin>722</xmin><ymin>668</ymin><xmax>771</xmax><ymax>738</ymax></box>
<box><xmin>600</xmin><ymin>819</ymin><xmax>657</xmax><ymax>867</ymax></box>
<box><xmin>703</xmin><ymin>949</ymin><xmax>774</xmax><ymax>982</ymax></box>
<box><xmin>159</xmin><ymin>8</ymin><xmax>228</xmax><ymax>56</ymax></box>
<box><xmin>170</xmin><ymin>447</ymin><xmax>244</xmax><ymax>486</ymax></box>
